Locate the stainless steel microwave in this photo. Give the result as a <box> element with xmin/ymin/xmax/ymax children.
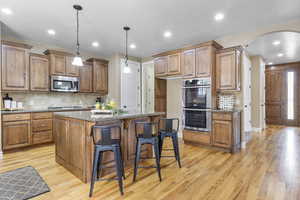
<box><xmin>51</xmin><ymin>75</ymin><xmax>79</xmax><ymax>92</ymax></box>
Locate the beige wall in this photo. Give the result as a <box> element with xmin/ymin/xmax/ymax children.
<box><xmin>167</xmin><ymin>79</ymin><xmax>183</xmax><ymax>137</ymax></box>
<box><xmin>0</xmin><ymin>22</ymin><xmax>3</xmax><ymax>158</ymax></box>
<box><xmin>250</xmin><ymin>56</ymin><xmax>266</xmax><ymax>130</ymax></box>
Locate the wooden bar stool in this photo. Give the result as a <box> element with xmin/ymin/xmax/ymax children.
<box><xmin>158</xmin><ymin>118</ymin><xmax>181</xmax><ymax>168</ymax></box>
<box><xmin>133</xmin><ymin>121</ymin><xmax>162</xmax><ymax>182</ymax></box>
<box><xmin>89</xmin><ymin>123</ymin><xmax>125</xmax><ymax>197</ymax></box>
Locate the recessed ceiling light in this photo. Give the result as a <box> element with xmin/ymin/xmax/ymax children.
<box><xmin>164</xmin><ymin>31</ymin><xmax>172</xmax><ymax>38</ymax></box>
<box><xmin>1</xmin><ymin>8</ymin><xmax>12</xmax><ymax>15</ymax></box>
<box><xmin>47</xmin><ymin>29</ymin><xmax>56</xmax><ymax>35</ymax></box>
<box><xmin>129</xmin><ymin>43</ymin><xmax>136</xmax><ymax>49</ymax></box>
<box><xmin>277</xmin><ymin>53</ymin><xmax>284</xmax><ymax>57</ymax></box>
<box><xmin>268</xmin><ymin>62</ymin><xmax>273</xmax><ymax>65</ymax></box>
<box><xmin>272</xmin><ymin>40</ymin><xmax>280</xmax><ymax>46</ymax></box>
<box><xmin>214</xmin><ymin>13</ymin><xmax>224</xmax><ymax>21</ymax></box>
<box><xmin>92</xmin><ymin>41</ymin><xmax>99</xmax><ymax>47</ymax></box>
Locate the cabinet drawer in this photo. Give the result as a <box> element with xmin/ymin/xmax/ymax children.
<box><xmin>32</xmin><ymin>131</ymin><xmax>53</xmax><ymax>144</ymax></box>
<box><xmin>2</xmin><ymin>113</ymin><xmax>31</xmax><ymax>122</ymax></box>
<box><xmin>32</xmin><ymin>119</ymin><xmax>52</xmax><ymax>132</ymax></box>
<box><xmin>32</xmin><ymin>112</ymin><xmax>53</xmax><ymax>120</ymax></box>
<box><xmin>183</xmin><ymin>129</ymin><xmax>211</xmax><ymax>145</ymax></box>
<box><xmin>212</xmin><ymin>113</ymin><xmax>232</xmax><ymax>121</ymax></box>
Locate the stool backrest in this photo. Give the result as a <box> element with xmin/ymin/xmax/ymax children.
<box><xmin>159</xmin><ymin>118</ymin><xmax>179</xmax><ymax>132</ymax></box>
<box><xmin>135</xmin><ymin>121</ymin><xmax>158</xmax><ymax>138</ymax></box>
<box><xmin>91</xmin><ymin>123</ymin><xmax>121</xmax><ymax>145</ymax></box>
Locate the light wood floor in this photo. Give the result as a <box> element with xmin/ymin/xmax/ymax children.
<box><xmin>1</xmin><ymin>125</ymin><xmax>300</xmax><ymax>200</ymax></box>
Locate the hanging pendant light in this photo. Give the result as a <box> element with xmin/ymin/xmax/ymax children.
<box><xmin>72</xmin><ymin>5</ymin><xmax>83</xmax><ymax>66</ymax></box>
<box><xmin>123</xmin><ymin>26</ymin><xmax>131</xmax><ymax>74</ymax></box>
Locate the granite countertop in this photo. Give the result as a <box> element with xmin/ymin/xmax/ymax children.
<box><xmin>54</xmin><ymin>111</ymin><xmax>165</xmax><ymax>122</ymax></box>
<box><xmin>1</xmin><ymin>107</ymin><xmax>93</xmax><ymax>114</ymax></box>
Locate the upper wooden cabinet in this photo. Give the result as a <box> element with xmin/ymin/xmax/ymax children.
<box><xmin>181</xmin><ymin>49</ymin><xmax>196</xmax><ymax>78</ymax></box>
<box><xmin>66</xmin><ymin>56</ymin><xmax>80</xmax><ymax>76</ymax></box>
<box><xmin>216</xmin><ymin>47</ymin><xmax>242</xmax><ymax>91</ymax></box>
<box><xmin>154</xmin><ymin>56</ymin><xmax>168</xmax><ymax>77</ymax></box>
<box><xmin>196</xmin><ymin>46</ymin><xmax>212</xmax><ymax>77</ymax></box>
<box><xmin>44</xmin><ymin>50</ymin><xmax>78</xmax><ymax>76</ymax></box>
<box><xmin>79</xmin><ymin>62</ymin><xmax>93</xmax><ymax>93</ymax></box>
<box><xmin>1</xmin><ymin>41</ymin><xmax>32</xmax><ymax>91</ymax></box>
<box><xmin>87</xmin><ymin>58</ymin><xmax>109</xmax><ymax>95</ymax></box>
<box><xmin>167</xmin><ymin>53</ymin><xmax>181</xmax><ymax>75</ymax></box>
<box><xmin>30</xmin><ymin>53</ymin><xmax>49</xmax><ymax>91</ymax></box>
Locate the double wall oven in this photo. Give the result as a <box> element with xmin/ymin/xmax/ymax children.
<box><xmin>182</xmin><ymin>78</ymin><xmax>211</xmax><ymax>132</ymax></box>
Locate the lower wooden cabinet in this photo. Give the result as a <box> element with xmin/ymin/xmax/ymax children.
<box><xmin>2</xmin><ymin>120</ymin><xmax>31</xmax><ymax>150</ymax></box>
<box><xmin>183</xmin><ymin>129</ymin><xmax>211</xmax><ymax>145</ymax></box>
<box><xmin>212</xmin><ymin>120</ymin><xmax>232</xmax><ymax>148</ymax></box>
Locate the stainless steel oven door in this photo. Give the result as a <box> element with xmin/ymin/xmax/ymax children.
<box><xmin>182</xmin><ymin>109</ymin><xmax>211</xmax><ymax>132</ymax></box>
<box><xmin>51</xmin><ymin>75</ymin><xmax>79</xmax><ymax>92</ymax></box>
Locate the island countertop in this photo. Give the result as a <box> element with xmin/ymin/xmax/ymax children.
<box><xmin>54</xmin><ymin>110</ymin><xmax>165</xmax><ymax>122</ymax></box>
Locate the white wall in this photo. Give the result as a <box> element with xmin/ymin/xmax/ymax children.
<box><xmin>250</xmin><ymin>56</ymin><xmax>266</xmax><ymax>131</ymax></box>
<box><xmin>167</xmin><ymin>79</ymin><xmax>183</xmax><ymax>137</ymax></box>
<box><xmin>142</xmin><ymin>61</ymin><xmax>154</xmax><ymax>113</ymax></box>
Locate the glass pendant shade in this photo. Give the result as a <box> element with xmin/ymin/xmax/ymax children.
<box><xmin>72</xmin><ymin>56</ymin><xmax>83</xmax><ymax>66</ymax></box>
<box><xmin>123</xmin><ymin>65</ymin><xmax>131</xmax><ymax>74</ymax></box>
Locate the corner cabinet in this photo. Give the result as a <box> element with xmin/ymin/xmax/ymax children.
<box><xmin>216</xmin><ymin>47</ymin><xmax>242</xmax><ymax>91</ymax></box>
<box><xmin>30</xmin><ymin>53</ymin><xmax>49</xmax><ymax>91</ymax></box>
<box><xmin>87</xmin><ymin>58</ymin><xmax>109</xmax><ymax>95</ymax></box>
<box><xmin>1</xmin><ymin>41</ymin><xmax>32</xmax><ymax>91</ymax></box>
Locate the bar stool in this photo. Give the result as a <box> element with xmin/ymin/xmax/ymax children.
<box><xmin>89</xmin><ymin>123</ymin><xmax>125</xmax><ymax>197</ymax></box>
<box><xmin>133</xmin><ymin>121</ymin><xmax>162</xmax><ymax>182</ymax></box>
<box><xmin>158</xmin><ymin>118</ymin><xmax>181</xmax><ymax>168</ymax></box>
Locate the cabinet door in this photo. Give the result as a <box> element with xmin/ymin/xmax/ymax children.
<box><xmin>181</xmin><ymin>49</ymin><xmax>195</xmax><ymax>78</ymax></box>
<box><xmin>2</xmin><ymin>120</ymin><xmax>31</xmax><ymax>150</ymax></box>
<box><xmin>216</xmin><ymin>51</ymin><xmax>237</xmax><ymax>90</ymax></box>
<box><xmin>50</xmin><ymin>54</ymin><xmax>66</xmax><ymax>75</ymax></box>
<box><xmin>212</xmin><ymin>120</ymin><xmax>232</xmax><ymax>148</ymax></box>
<box><xmin>30</xmin><ymin>55</ymin><xmax>49</xmax><ymax>91</ymax></box>
<box><xmin>168</xmin><ymin>53</ymin><xmax>181</xmax><ymax>75</ymax></box>
<box><xmin>79</xmin><ymin>63</ymin><xmax>93</xmax><ymax>92</ymax></box>
<box><xmin>93</xmin><ymin>61</ymin><xmax>108</xmax><ymax>94</ymax></box>
<box><xmin>68</xmin><ymin>119</ymin><xmax>85</xmax><ymax>174</ymax></box>
<box><xmin>54</xmin><ymin>118</ymin><xmax>69</xmax><ymax>162</ymax></box>
<box><xmin>66</xmin><ymin>56</ymin><xmax>80</xmax><ymax>76</ymax></box>
<box><xmin>154</xmin><ymin>56</ymin><xmax>168</xmax><ymax>77</ymax></box>
<box><xmin>196</xmin><ymin>46</ymin><xmax>211</xmax><ymax>77</ymax></box>
<box><xmin>1</xmin><ymin>45</ymin><xmax>29</xmax><ymax>90</ymax></box>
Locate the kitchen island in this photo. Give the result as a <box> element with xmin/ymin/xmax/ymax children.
<box><xmin>53</xmin><ymin>111</ymin><xmax>164</xmax><ymax>183</ymax></box>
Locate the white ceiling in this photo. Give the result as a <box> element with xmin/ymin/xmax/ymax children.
<box><xmin>247</xmin><ymin>31</ymin><xmax>300</xmax><ymax>65</ymax></box>
<box><xmin>1</xmin><ymin>0</ymin><xmax>300</xmax><ymax>58</ymax></box>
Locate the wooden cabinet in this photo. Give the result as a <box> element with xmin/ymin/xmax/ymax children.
<box><xmin>196</xmin><ymin>46</ymin><xmax>212</xmax><ymax>77</ymax></box>
<box><xmin>66</xmin><ymin>56</ymin><xmax>80</xmax><ymax>76</ymax></box>
<box><xmin>167</xmin><ymin>53</ymin><xmax>181</xmax><ymax>75</ymax></box>
<box><xmin>31</xmin><ymin>112</ymin><xmax>53</xmax><ymax>144</ymax></box>
<box><xmin>183</xmin><ymin>129</ymin><xmax>211</xmax><ymax>145</ymax></box>
<box><xmin>79</xmin><ymin>62</ymin><xmax>93</xmax><ymax>92</ymax></box>
<box><xmin>2</xmin><ymin>119</ymin><xmax>31</xmax><ymax>150</ymax></box>
<box><xmin>87</xmin><ymin>58</ymin><xmax>109</xmax><ymax>94</ymax></box>
<box><xmin>30</xmin><ymin>53</ymin><xmax>49</xmax><ymax>91</ymax></box>
<box><xmin>181</xmin><ymin>49</ymin><xmax>195</xmax><ymax>78</ymax></box>
<box><xmin>1</xmin><ymin>41</ymin><xmax>31</xmax><ymax>91</ymax></box>
<box><xmin>154</xmin><ymin>56</ymin><xmax>168</xmax><ymax>77</ymax></box>
<box><xmin>212</xmin><ymin>112</ymin><xmax>241</xmax><ymax>152</ymax></box>
<box><xmin>216</xmin><ymin>47</ymin><xmax>241</xmax><ymax>91</ymax></box>
<box><xmin>54</xmin><ymin>117</ymin><xmax>68</xmax><ymax>161</ymax></box>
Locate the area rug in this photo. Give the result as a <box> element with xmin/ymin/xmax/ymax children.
<box><xmin>0</xmin><ymin>166</ymin><xmax>50</xmax><ymax>200</ymax></box>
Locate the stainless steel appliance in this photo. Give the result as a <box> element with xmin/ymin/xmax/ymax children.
<box><xmin>51</xmin><ymin>75</ymin><xmax>79</xmax><ymax>92</ymax></box>
<box><xmin>182</xmin><ymin>78</ymin><xmax>211</xmax><ymax>132</ymax></box>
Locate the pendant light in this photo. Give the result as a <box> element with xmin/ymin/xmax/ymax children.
<box><xmin>72</xmin><ymin>5</ymin><xmax>83</xmax><ymax>66</ymax></box>
<box><xmin>123</xmin><ymin>26</ymin><xmax>131</xmax><ymax>74</ymax></box>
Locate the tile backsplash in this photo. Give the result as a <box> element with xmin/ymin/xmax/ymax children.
<box><xmin>217</xmin><ymin>94</ymin><xmax>236</xmax><ymax>110</ymax></box>
<box><xmin>1</xmin><ymin>92</ymin><xmax>102</xmax><ymax>109</ymax></box>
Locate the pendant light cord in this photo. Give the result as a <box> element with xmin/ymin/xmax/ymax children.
<box><xmin>125</xmin><ymin>29</ymin><xmax>128</xmax><ymax>66</ymax></box>
<box><xmin>76</xmin><ymin>9</ymin><xmax>80</xmax><ymax>56</ymax></box>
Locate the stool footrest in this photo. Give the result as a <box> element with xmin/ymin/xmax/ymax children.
<box><xmin>139</xmin><ymin>157</ymin><xmax>155</xmax><ymax>160</ymax></box>
<box><xmin>160</xmin><ymin>155</ymin><xmax>176</xmax><ymax>158</ymax></box>
<box><xmin>96</xmin><ymin>177</ymin><xmax>119</xmax><ymax>181</ymax></box>
<box><xmin>162</xmin><ymin>149</ymin><xmax>174</xmax><ymax>151</ymax></box>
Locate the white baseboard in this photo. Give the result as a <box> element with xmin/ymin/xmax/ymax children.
<box><xmin>0</xmin><ymin>151</ymin><xmax>3</xmax><ymax>160</ymax></box>
<box><xmin>241</xmin><ymin>141</ymin><xmax>246</xmax><ymax>149</ymax></box>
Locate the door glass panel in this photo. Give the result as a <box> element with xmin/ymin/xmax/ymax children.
<box><xmin>287</xmin><ymin>71</ymin><xmax>294</xmax><ymax>120</ymax></box>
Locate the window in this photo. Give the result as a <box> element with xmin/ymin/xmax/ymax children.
<box><xmin>287</xmin><ymin>71</ymin><xmax>294</xmax><ymax>120</ymax></box>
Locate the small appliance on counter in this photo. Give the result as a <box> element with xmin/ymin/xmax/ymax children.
<box><xmin>2</xmin><ymin>93</ymin><xmax>24</xmax><ymax>110</ymax></box>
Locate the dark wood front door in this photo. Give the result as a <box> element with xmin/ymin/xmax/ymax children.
<box><xmin>265</xmin><ymin>62</ymin><xmax>300</xmax><ymax>126</ymax></box>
